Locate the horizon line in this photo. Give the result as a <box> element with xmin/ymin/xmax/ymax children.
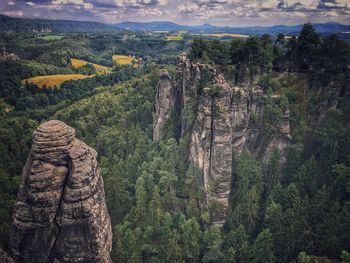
<box><xmin>1</xmin><ymin>13</ymin><xmax>350</xmax><ymax>28</ymax></box>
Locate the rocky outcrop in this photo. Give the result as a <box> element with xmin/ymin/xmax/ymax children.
<box><xmin>251</xmin><ymin>107</ymin><xmax>292</xmax><ymax>165</ymax></box>
<box><xmin>189</xmin><ymin>75</ymin><xmax>291</xmax><ymax>224</ymax></box>
<box><xmin>190</xmin><ymin>80</ymin><xmax>234</xmax><ymax>225</ymax></box>
<box><xmin>173</xmin><ymin>53</ymin><xmax>202</xmax><ymax>138</ymax></box>
<box><xmin>10</xmin><ymin>120</ymin><xmax>112</xmax><ymax>263</ymax></box>
<box><xmin>154</xmin><ymin>54</ymin><xmax>292</xmax><ymax>225</ymax></box>
<box><xmin>153</xmin><ymin>69</ymin><xmax>175</xmax><ymax>142</ymax></box>
<box><xmin>0</xmin><ymin>248</ymin><xmax>15</xmax><ymax>263</ymax></box>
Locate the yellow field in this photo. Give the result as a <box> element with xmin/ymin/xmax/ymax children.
<box><xmin>166</xmin><ymin>35</ymin><xmax>184</xmax><ymax>41</ymax></box>
<box><xmin>71</xmin><ymin>59</ymin><xmax>111</xmax><ymax>74</ymax></box>
<box><xmin>192</xmin><ymin>33</ymin><xmax>250</xmax><ymax>38</ymax></box>
<box><xmin>112</xmin><ymin>55</ymin><xmax>133</xmax><ymax>65</ymax></box>
<box><xmin>21</xmin><ymin>74</ymin><xmax>94</xmax><ymax>88</ymax></box>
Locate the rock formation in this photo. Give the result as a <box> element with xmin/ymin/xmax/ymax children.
<box><xmin>153</xmin><ymin>69</ymin><xmax>175</xmax><ymax>142</ymax></box>
<box><xmin>173</xmin><ymin>53</ymin><xmax>201</xmax><ymax>137</ymax></box>
<box><xmin>154</xmin><ymin>54</ymin><xmax>292</xmax><ymax>225</ymax></box>
<box><xmin>190</xmin><ymin>80</ymin><xmax>234</xmax><ymax>225</ymax></box>
<box><xmin>10</xmin><ymin>120</ymin><xmax>112</xmax><ymax>263</ymax></box>
<box><xmin>0</xmin><ymin>248</ymin><xmax>15</xmax><ymax>263</ymax></box>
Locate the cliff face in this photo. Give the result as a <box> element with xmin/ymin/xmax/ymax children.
<box><xmin>189</xmin><ymin>80</ymin><xmax>234</xmax><ymax>225</ymax></box>
<box><xmin>153</xmin><ymin>69</ymin><xmax>175</xmax><ymax>142</ymax></box>
<box><xmin>153</xmin><ymin>54</ymin><xmax>292</xmax><ymax>225</ymax></box>
<box><xmin>10</xmin><ymin>120</ymin><xmax>112</xmax><ymax>263</ymax></box>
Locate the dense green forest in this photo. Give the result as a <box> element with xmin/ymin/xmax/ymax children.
<box><xmin>1</xmin><ymin>24</ymin><xmax>350</xmax><ymax>263</ymax></box>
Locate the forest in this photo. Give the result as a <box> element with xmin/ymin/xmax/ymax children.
<box><xmin>0</xmin><ymin>23</ymin><xmax>350</xmax><ymax>263</ymax></box>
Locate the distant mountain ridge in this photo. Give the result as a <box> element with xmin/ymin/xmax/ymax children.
<box><xmin>0</xmin><ymin>14</ymin><xmax>121</xmax><ymax>33</ymax></box>
<box><xmin>1</xmin><ymin>14</ymin><xmax>350</xmax><ymax>35</ymax></box>
<box><xmin>115</xmin><ymin>21</ymin><xmax>350</xmax><ymax>35</ymax></box>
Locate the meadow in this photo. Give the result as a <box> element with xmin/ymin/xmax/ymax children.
<box><xmin>21</xmin><ymin>74</ymin><xmax>94</xmax><ymax>88</ymax></box>
<box><xmin>71</xmin><ymin>58</ymin><xmax>111</xmax><ymax>74</ymax></box>
<box><xmin>112</xmin><ymin>55</ymin><xmax>133</xmax><ymax>65</ymax></box>
<box><xmin>36</xmin><ymin>35</ymin><xmax>64</xmax><ymax>41</ymax></box>
<box><xmin>166</xmin><ymin>35</ymin><xmax>184</xmax><ymax>41</ymax></box>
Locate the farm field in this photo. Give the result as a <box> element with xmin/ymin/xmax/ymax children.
<box><xmin>112</xmin><ymin>55</ymin><xmax>133</xmax><ymax>65</ymax></box>
<box><xmin>21</xmin><ymin>74</ymin><xmax>94</xmax><ymax>88</ymax></box>
<box><xmin>71</xmin><ymin>58</ymin><xmax>111</xmax><ymax>74</ymax></box>
<box><xmin>36</xmin><ymin>35</ymin><xmax>64</xmax><ymax>41</ymax></box>
<box><xmin>166</xmin><ymin>35</ymin><xmax>184</xmax><ymax>41</ymax></box>
<box><xmin>191</xmin><ymin>33</ymin><xmax>250</xmax><ymax>38</ymax></box>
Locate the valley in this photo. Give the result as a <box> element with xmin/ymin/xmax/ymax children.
<box><xmin>0</xmin><ymin>20</ymin><xmax>350</xmax><ymax>263</ymax></box>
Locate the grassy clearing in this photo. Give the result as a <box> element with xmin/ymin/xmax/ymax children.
<box><xmin>71</xmin><ymin>58</ymin><xmax>111</xmax><ymax>74</ymax></box>
<box><xmin>192</xmin><ymin>33</ymin><xmax>250</xmax><ymax>38</ymax></box>
<box><xmin>112</xmin><ymin>55</ymin><xmax>133</xmax><ymax>65</ymax></box>
<box><xmin>166</xmin><ymin>35</ymin><xmax>184</xmax><ymax>41</ymax></box>
<box><xmin>21</xmin><ymin>74</ymin><xmax>94</xmax><ymax>88</ymax></box>
<box><xmin>37</xmin><ymin>35</ymin><xmax>64</xmax><ymax>41</ymax></box>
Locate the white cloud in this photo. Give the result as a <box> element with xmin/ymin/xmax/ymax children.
<box><xmin>178</xmin><ymin>3</ymin><xmax>200</xmax><ymax>13</ymax></box>
<box><xmin>1</xmin><ymin>0</ymin><xmax>350</xmax><ymax>26</ymax></box>
<box><xmin>93</xmin><ymin>0</ymin><xmax>167</xmax><ymax>7</ymax></box>
<box><xmin>26</xmin><ymin>1</ymin><xmax>36</xmax><ymax>6</ymax></box>
<box><xmin>51</xmin><ymin>0</ymin><xmax>84</xmax><ymax>5</ymax></box>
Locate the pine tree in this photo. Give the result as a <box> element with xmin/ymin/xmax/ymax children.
<box><xmin>251</xmin><ymin>229</ymin><xmax>275</xmax><ymax>263</ymax></box>
<box><xmin>229</xmin><ymin>151</ymin><xmax>263</xmax><ymax>234</ymax></box>
<box><xmin>203</xmin><ymin>226</ymin><xmax>224</xmax><ymax>263</ymax></box>
<box><xmin>265</xmin><ymin>147</ymin><xmax>280</xmax><ymax>193</ymax></box>
<box><xmin>148</xmin><ymin>186</ymin><xmax>162</xmax><ymax>228</ymax></box>
<box><xmin>181</xmin><ymin>218</ymin><xmax>201</xmax><ymax>263</ymax></box>
<box><xmin>135</xmin><ymin>176</ymin><xmax>146</xmax><ymax>224</ymax></box>
<box><xmin>224</xmin><ymin>224</ymin><xmax>250</xmax><ymax>263</ymax></box>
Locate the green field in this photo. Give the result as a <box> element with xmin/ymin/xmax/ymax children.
<box><xmin>37</xmin><ymin>35</ymin><xmax>64</xmax><ymax>41</ymax></box>
<box><xmin>166</xmin><ymin>35</ymin><xmax>184</xmax><ymax>41</ymax></box>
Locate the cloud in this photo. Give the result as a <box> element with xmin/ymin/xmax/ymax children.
<box><xmin>1</xmin><ymin>0</ymin><xmax>350</xmax><ymax>26</ymax></box>
<box><xmin>178</xmin><ymin>2</ymin><xmax>200</xmax><ymax>13</ymax></box>
<box><xmin>92</xmin><ymin>0</ymin><xmax>167</xmax><ymax>8</ymax></box>
<box><xmin>51</xmin><ymin>0</ymin><xmax>84</xmax><ymax>5</ymax></box>
<box><xmin>4</xmin><ymin>10</ymin><xmax>23</xmax><ymax>16</ymax></box>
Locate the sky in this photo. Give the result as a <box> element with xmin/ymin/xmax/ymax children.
<box><xmin>1</xmin><ymin>0</ymin><xmax>350</xmax><ymax>26</ymax></box>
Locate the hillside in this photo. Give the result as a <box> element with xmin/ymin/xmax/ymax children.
<box><xmin>0</xmin><ymin>14</ymin><xmax>121</xmax><ymax>33</ymax></box>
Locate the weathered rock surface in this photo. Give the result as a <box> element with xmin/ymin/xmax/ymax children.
<box><xmin>153</xmin><ymin>69</ymin><xmax>175</xmax><ymax>142</ymax></box>
<box><xmin>154</xmin><ymin>54</ymin><xmax>292</xmax><ymax>225</ymax></box>
<box><xmin>10</xmin><ymin>120</ymin><xmax>112</xmax><ymax>263</ymax></box>
<box><xmin>190</xmin><ymin>80</ymin><xmax>234</xmax><ymax>224</ymax></box>
<box><xmin>173</xmin><ymin>53</ymin><xmax>202</xmax><ymax>138</ymax></box>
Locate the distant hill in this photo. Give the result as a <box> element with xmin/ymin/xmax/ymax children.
<box><xmin>0</xmin><ymin>14</ymin><xmax>121</xmax><ymax>33</ymax></box>
<box><xmin>1</xmin><ymin>14</ymin><xmax>350</xmax><ymax>36</ymax></box>
<box><xmin>116</xmin><ymin>21</ymin><xmax>186</xmax><ymax>32</ymax></box>
<box><xmin>116</xmin><ymin>21</ymin><xmax>350</xmax><ymax>35</ymax></box>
